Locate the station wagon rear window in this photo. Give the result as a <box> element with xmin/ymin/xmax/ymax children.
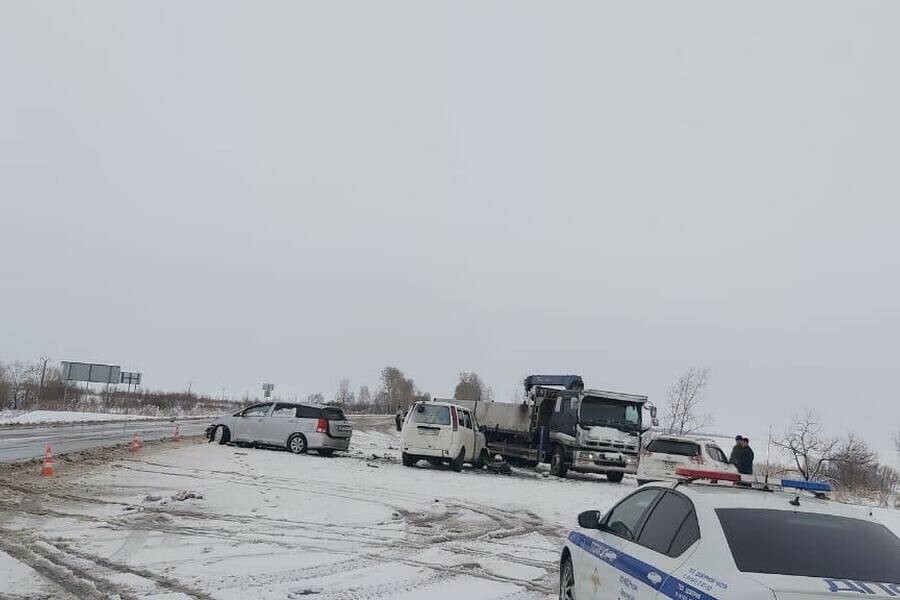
<box><xmin>414</xmin><ymin>404</ymin><xmax>451</xmax><ymax>426</ymax></box>
<box><xmin>646</xmin><ymin>439</ymin><xmax>700</xmax><ymax>456</ymax></box>
<box><xmin>322</xmin><ymin>408</ymin><xmax>346</xmax><ymax>421</ymax></box>
<box><xmin>716</xmin><ymin>508</ymin><xmax>900</xmax><ymax>581</ymax></box>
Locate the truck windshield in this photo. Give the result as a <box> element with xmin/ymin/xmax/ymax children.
<box><xmin>579</xmin><ymin>399</ymin><xmax>641</xmax><ymax>430</ymax></box>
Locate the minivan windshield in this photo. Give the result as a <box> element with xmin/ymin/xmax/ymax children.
<box><xmin>716</xmin><ymin>508</ymin><xmax>900</xmax><ymax>581</ymax></box>
<box><xmin>413</xmin><ymin>404</ymin><xmax>451</xmax><ymax>426</ymax></box>
<box><xmin>579</xmin><ymin>399</ymin><xmax>641</xmax><ymax>430</ymax></box>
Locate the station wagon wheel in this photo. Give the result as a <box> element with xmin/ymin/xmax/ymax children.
<box><xmin>287</xmin><ymin>433</ymin><xmax>308</xmax><ymax>455</ymax></box>
<box><xmin>560</xmin><ymin>555</ymin><xmax>575</xmax><ymax>600</ymax></box>
<box><xmin>214</xmin><ymin>426</ymin><xmax>230</xmax><ymax>445</ymax></box>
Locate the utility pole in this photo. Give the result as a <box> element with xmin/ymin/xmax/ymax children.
<box><xmin>186</xmin><ymin>381</ymin><xmax>193</xmax><ymax>397</ymax></box>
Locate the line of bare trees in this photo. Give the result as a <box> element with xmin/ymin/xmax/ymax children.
<box><xmin>321</xmin><ymin>366</ymin><xmax>431</xmax><ymax>414</ymax></box>
<box><xmin>661</xmin><ymin>368</ymin><xmax>897</xmax><ymax>506</ymax></box>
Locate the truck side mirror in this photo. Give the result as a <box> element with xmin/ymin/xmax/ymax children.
<box><xmin>652</xmin><ymin>416</ymin><xmax>659</xmax><ymax>427</ymax></box>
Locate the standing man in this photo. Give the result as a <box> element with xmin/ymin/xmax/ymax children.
<box><xmin>729</xmin><ymin>435</ymin><xmax>745</xmax><ymax>471</ymax></box>
<box><xmin>395</xmin><ymin>406</ymin><xmax>404</xmax><ymax>431</ymax></box>
<box><xmin>740</xmin><ymin>437</ymin><xmax>754</xmax><ymax>475</ymax></box>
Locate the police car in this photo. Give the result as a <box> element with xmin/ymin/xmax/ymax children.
<box><xmin>559</xmin><ymin>467</ymin><xmax>900</xmax><ymax>600</ymax></box>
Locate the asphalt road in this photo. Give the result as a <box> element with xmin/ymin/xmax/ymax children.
<box><xmin>0</xmin><ymin>418</ymin><xmax>212</xmax><ymax>463</ymax></box>
<box><xmin>0</xmin><ymin>414</ymin><xmax>396</xmax><ymax>463</ymax></box>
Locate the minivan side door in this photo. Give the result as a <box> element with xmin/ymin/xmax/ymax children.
<box><xmin>260</xmin><ymin>403</ymin><xmax>299</xmax><ymax>445</ymax></box>
<box><xmin>459</xmin><ymin>410</ymin><xmax>476</xmax><ymax>460</ymax></box>
<box><xmin>233</xmin><ymin>403</ymin><xmax>273</xmax><ymax>442</ymax></box>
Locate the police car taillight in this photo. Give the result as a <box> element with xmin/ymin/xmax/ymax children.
<box><xmin>675</xmin><ymin>466</ymin><xmax>741</xmax><ymax>482</ymax></box>
<box><xmin>316</xmin><ymin>418</ymin><xmax>328</xmax><ymax>433</ymax></box>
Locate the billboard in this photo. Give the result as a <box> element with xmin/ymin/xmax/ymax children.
<box><xmin>119</xmin><ymin>371</ymin><xmax>142</xmax><ymax>385</ymax></box>
<box><xmin>60</xmin><ymin>362</ymin><xmax>121</xmax><ymax>384</ymax></box>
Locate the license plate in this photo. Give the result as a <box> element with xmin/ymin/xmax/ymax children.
<box><xmin>338</xmin><ymin>425</ymin><xmax>352</xmax><ymax>432</ymax></box>
<box><xmin>419</xmin><ymin>428</ymin><xmax>438</xmax><ymax>436</ymax></box>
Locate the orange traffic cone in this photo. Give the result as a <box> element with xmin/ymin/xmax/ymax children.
<box><xmin>173</xmin><ymin>425</ymin><xmax>181</xmax><ymax>442</ymax></box>
<box><xmin>131</xmin><ymin>432</ymin><xmax>143</xmax><ymax>453</ymax></box>
<box><xmin>41</xmin><ymin>445</ymin><xmax>55</xmax><ymax>477</ymax></box>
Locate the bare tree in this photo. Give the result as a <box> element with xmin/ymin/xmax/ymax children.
<box><xmin>662</xmin><ymin>367</ymin><xmax>713</xmax><ymax>435</ymax></box>
<box><xmin>375</xmin><ymin>366</ymin><xmax>422</xmax><ymax>413</ymax></box>
<box><xmin>6</xmin><ymin>361</ymin><xmax>27</xmax><ymax>410</ymax></box>
<box><xmin>306</xmin><ymin>392</ymin><xmax>325</xmax><ymax>404</ymax></box>
<box><xmin>453</xmin><ymin>372</ymin><xmax>494</xmax><ymax>402</ymax></box>
<box><xmin>358</xmin><ymin>385</ymin><xmax>372</xmax><ymax>407</ymax></box>
<box><xmin>773</xmin><ymin>411</ymin><xmax>839</xmax><ymax>481</ymax></box>
<box><xmin>334</xmin><ymin>379</ymin><xmax>355</xmax><ymax>405</ymax></box>
<box><xmin>895</xmin><ymin>431</ymin><xmax>900</xmax><ymax>453</ymax></box>
<box><xmin>826</xmin><ymin>434</ymin><xmax>878</xmax><ymax>490</ymax></box>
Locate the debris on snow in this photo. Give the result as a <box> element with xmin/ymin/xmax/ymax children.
<box><xmin>171</xmin><ymin>490</ymin><xmax>204</xmax><ymax>501</ymax></box>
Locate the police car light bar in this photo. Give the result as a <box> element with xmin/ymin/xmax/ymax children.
<box><xmin>674</xmin><ymin>467</ymin><xmax>741</xmax><ymax>482</ymax></box>
<box><xmin>781</xmin><ymin>478</ymin><xmax>832</xmax><ymax>493</ymax></box>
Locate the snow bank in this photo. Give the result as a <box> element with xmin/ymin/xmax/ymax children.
<box><xmin>0</xmin><ymin>410</ymin><xmax>155</xmax><ymax>425</ymax></box>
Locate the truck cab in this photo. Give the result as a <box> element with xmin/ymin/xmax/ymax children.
<box><xmin>459</xmin><ymin>375</ymin><xmax>657</xmax><ymax>483</ymax></box>
<box><xmin>541</xmin><ymin>384</ymin><xmax>655</xmax><ymax>481</ymax></box>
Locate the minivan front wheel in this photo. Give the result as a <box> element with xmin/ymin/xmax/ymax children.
<box><xmin>287</xmin><ymin>434</ymin><xmax>308</xmax><ymax>455</ymax></box>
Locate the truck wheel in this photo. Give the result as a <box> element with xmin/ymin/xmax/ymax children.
<box><xmin>450</xmin><ymin>448</ymin><xmax>465</xmax><ymax>472</ymax></box>
<box><xmin>402</xmin><ymin>452</ymin><xmax>416</xmax><ymax>467</ymax></box>
<box><xmin>213</xmin><ymin>426</ymin><xmax>230</xmax><ymax>445</ymax></box>
<box><xmin>550</xmin><ymin>446</ymin><xmax>568</xmax><ymax>478</ymax></box>
<box><xmin>606</xmin><ymin>471</ymin><xmax>624</xmax><ymax>483</ymax></box>
<box><xmin>473</xmin><ymin>449</ymin><xmax>489</xmax><ymax>470</ymax></box>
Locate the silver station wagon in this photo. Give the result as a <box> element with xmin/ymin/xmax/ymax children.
<box><xmin>206</xmin><ymin>402</ymin><xmax>353</xmax><ymax>455</ymax></box>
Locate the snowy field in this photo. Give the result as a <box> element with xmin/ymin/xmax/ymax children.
<box><xmin>1</xmin><ymin>420</ymin><xmax>897</xmax><ymax>600</ymax></box>
<box><xmin>0</xmin><ymin>422</ymin><xmax>631</xmax><ymax>599</ymax></box>
<box><xmin>0</xmin><ymin>410</ymin><xmax>158</xmax><ymax>425</ymax></box>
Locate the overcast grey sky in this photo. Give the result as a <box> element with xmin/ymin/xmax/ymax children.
<box><xmin>2</xmin><ymin>2</ymin><xmax>898</xmax><ymax>460</ymax></box>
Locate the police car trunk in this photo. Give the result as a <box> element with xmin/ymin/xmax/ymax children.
<box><xmin>689</xmin><ymin>480</ymin><xmax>900</xmax><ymax>600</ymax></box>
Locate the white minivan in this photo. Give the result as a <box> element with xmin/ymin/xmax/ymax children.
<box><xmin>401</xmin><ymin>400</ymin><xmax>489</xmax><ymax>472</ymax></box>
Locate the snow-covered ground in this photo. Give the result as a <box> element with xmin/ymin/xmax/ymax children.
<box><xmin>0</xmin><ymin>420</ymin><xmax>896</xmax><ymax>600</ymax></box>
<box><xmin>0</xmin><ymin>410</ymin><xmax>159</xmax><ymax>425</ymax></box>
<box><xmin>0</xmin><ymin>423</ymin><xmax>629</xmax><ymax>599</ymax></box>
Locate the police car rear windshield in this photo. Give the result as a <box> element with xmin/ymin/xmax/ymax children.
<box><xmin>716</xmin><ymin>508</ymin><xmax>900</xmax><ymax>581</ymax></box>
<box><xmin>646</xmin><ymin>439</ymin><xmax>699</xmax><ymax>457</ymax></box>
